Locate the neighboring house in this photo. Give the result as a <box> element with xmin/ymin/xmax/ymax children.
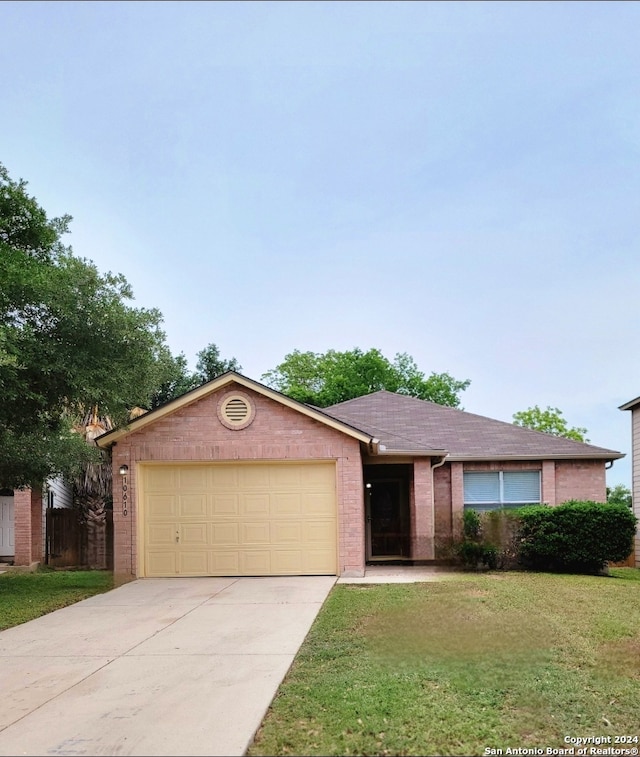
<box><xmin>0</xmin><ymin>477</ymin><xmax>72</xmax><ymax>566</ymax></box>
<box><xmin>96</xmin><ymin>372</ymin><xmax>624</xmax><ymax>579</ymax></box>
<box><xmin>618</xmin><ymin>396</ymin><xmax>640</xmax><ymax>567</ymax></box>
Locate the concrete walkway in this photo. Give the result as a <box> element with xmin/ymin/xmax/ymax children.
<box><xmin>0</xmin><ymin>576</ymin><xmax>335</xmax><ymax>757</ymax></box>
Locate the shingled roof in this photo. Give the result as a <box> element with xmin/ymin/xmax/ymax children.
<box><xmin>323</xmin><ymin>391</ymin><xmax>623</xmax><ymax>461</ymax></box>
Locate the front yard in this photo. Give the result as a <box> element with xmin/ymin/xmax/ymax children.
<box><xmin>0</xmin><ymin>568</ymin><xmax>113</xmax><ymax>630</ymax></box>
<box><xmin>249</xmin><ymin>569</ymin><xmax>640</xmax><ymax>757</ymax></box>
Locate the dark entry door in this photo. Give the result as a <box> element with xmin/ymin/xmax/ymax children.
<box><xmin>367</xmin><ymin>479</ymin><xmax>410</xmax><ymax>558</ymax></box>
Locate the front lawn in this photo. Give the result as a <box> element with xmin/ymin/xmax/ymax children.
<box><xmin>0</xmin><ymin>568</ymin><xmax>113</xmax><ymax>630</ymax></box>
<box><xmin>249</xmin><ymin>569</ymin><xmax>640</xmax><ymax>756</ymax></box>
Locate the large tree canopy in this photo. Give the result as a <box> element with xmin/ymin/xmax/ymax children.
<box><xmin>0</xmin><ymin>163</ymin><xmax>171</xmax><ymax>488</ymax></box>
<box><xmin>512</xmin><ymin>405</ymin><xmax>589</xmax><ymax>442</ymax></box>
<box><xmin>261</xmin><ymin>348</ymin><xmax>470</xmax><ymax>408</ymax></box>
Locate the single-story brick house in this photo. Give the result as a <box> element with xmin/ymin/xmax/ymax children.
<box><xmin>96</xmin><ymin>372</ymin><xmax>624</xmax><ymax>579</ymax></box>
<box><xmin>618</xmin><ymin>395</ymin><xmax>640</xmax><ymax>567</ymax></box>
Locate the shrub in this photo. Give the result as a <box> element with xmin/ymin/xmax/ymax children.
<box><xmin>457</xmin><ymin>509</ymin><xmax>500</xmax><ymax>570</ymax></box>
<box><xmin>518</xmin><ymin>501</ymin><xmax>637</xmax><ymax>574</ymax></box>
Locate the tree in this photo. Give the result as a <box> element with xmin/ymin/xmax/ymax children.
<box><xmin>606</xmin><ymin>484</ymin><xmax>632</xmax><ymax>508</ymax></box>
<box><xmin>512</xmin><ymin>405</ymin><xmax>589</xmax><ymax>442</ymax></box>
<box><xmin>195</xmin><ymin>343</ymin><xmax>241</xmax><ymax>383</ymax></box>
<box><xmin>261</xmin><ymin>348</ymin><xmax>470</xmax><ymax>408</ymax></box>
<box><xmin>0</xmin><ymin>163</ymin><xmax>173</xmax><ymax>488</ymax></box>
<box><xmin>150</xmin><ymin>343</ymin><xmax>242</xmax><ymax>408</ymax></box>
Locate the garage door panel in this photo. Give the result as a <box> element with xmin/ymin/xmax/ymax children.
<box><xmin>304</xmin><ymin>549</ymin><xmax>336</xmax><ymax>573</ymax></box>
<box><xmin>211</xmin><ymin>467</ymin><xmax>239</xmax><ymax>488</ymax></box>
<box><xmin>179</xmin><ymin>551</ymin><xmax>208</xmax><ymax>575</ymax></box>
<box><xmin>240</xmin><ymin>522</ymin><xmax>271</xmax><ymax>544</ymax></box>
<box><xmin>178</xmin><ymin>467</ymin><xmax>209</xmax><ymax>490</ymax></box>
<box><xmin>147</xmin><ymin>468</ymin><xmax>177</xmax><ymax>491</ymax></box>
<box><xmin>271</xmin><ymin>550</ymin><xmax>303</xmax><ymax>574</ymax></box>
<box><xmin>147</xmin><ymin>524</ymin><xmax>176</xmax><ymax>546</ymax></box>
<box><xmin>240</xmin><ymin>551</ymin><xmax>271</xmax><ymax>574</ymax></box>
<box><xmin>209</xmin><ymin>551</ymin><xmax>239</xmax><ymax>574</ymax></box>
<box><xmin>211</xmin><ymin>494</ymin><xmax>239</xmax><ymax>516</ymax></box>
<box><xmin>179</xmin><ymin>495</ymin><xmax>207</xmax><ymax>517</ymax></box>
<box><xmin>304</xmin><ymin>492</ymin><xmax>335</xmax><ymax>515</ymax></box>
<box><xmin>241</xmin><ymin>493</ymin><xmax>270</xmax><ymax>516</ymax></box>
<box><xmin>272</xmin><ymin>493</ymin><xmax>302</xmax><ymax>515</ymax></box>
<box><xmin>270</xmin><ymin>465</ymin><xmax>302</xmax><ymax>488</ymax></box>
<box><xmin>142</xmin><ymin>462</ymin><xmax>336</xmax><ymax>577</ymax></box>
<box><xmin>238</xmin><ymin>466</ymin><xmax>271</xmax><ymax>489</ymax></box>
<box><xmin>147</xmin><ymin>494</ymin><xmax>177</xmax><ymax>517</ymax></box>
<box><xmin>180</xmin><ymin>523</ymin><xmax>208</xmax><ymax>545</ymax></box>
<box><xmin>147</xmin><ymin>551</ymin><xmax>177</xmax><ymax>576</ymax></box>
<box><xmin>271</xmin><ymin>521</ymin><xmax>303</xmax><ymax>543</ymax></box>
<box><xmin>211</xmin><ymin>522</ymin><xmax>239</xmax><ymax>545</ymax></box>
<box><xmin>303</xmin><ymin>465</ymin><xmax>336</xmax><ymax>487</ymax></box>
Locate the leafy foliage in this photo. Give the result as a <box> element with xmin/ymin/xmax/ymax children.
<box><xmin>517</xmin><ymin>501</ymin><xmax>637</xmax><ymax>573</ymax></box>
<box><xmin>607</xmin><ymin>483</ymin><xmax>632</xmax><ymax>508</ymax></box>
<box><xmin>150</xmin><ymin>342</ymin><xmax>241</xmax><ymax>408</ymax></box>
<box><xmin>0</xmin><ymin>163</ymin><xmax>172</xmax><ymax>487</ymax></box>
<box><xmin>262</xmin><ymin>347</ymin><xmax>470</xmax><ymax>407</ymax></box>
<box><xmin>512</xmin><ymin>405</ymin><xmax>589</xmax><ymax>442</ymax></box>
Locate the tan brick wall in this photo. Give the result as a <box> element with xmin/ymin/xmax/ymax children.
<box><xmin>434</xmin><ymin>464</ymin><xmax>453</xmax><ymax>557</ymax></box>
<box><xmin>111</xmin><ymin>384</ymin><xmax>365</xmax><ymax>578</ymax></box>
<box><xmin>13</xmin><ymin>487</ymin><xmax>42</xmax><ymax>566</ymax></box>
<box><xmin>411</xmin><ymin>459</ymin><xmax>434</xmax><ymax>559</ymax></box>
<box><xmin>554</xmin><ymin>460</ymin><xmax>606</xmax><ymax>504</ymax></box>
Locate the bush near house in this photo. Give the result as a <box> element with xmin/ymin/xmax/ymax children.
<box><xmin>457</xmin><ymin>501</ymin><xmax>637</xmax><ymax>574</ymax></box>
<box><xmin>518</xmin><ymin>500</ymin><xmax>637</xmax><ymax>573</ymax></box>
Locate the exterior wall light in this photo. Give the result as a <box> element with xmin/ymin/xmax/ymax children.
<box><xmin>119</xmin><ymin>464</ymin><xmax>129</xmax><ymax>476</ymax></box>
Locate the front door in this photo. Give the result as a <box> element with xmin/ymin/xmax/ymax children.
<box><xmin>0</xmin><ymin>495</ymin><xmax>15</xmax><ymax>557</ymax></box>
<box><xmin>366</xmin><ymin>479</ymin><xmax>410</xmax><ymax>559</ymax></box>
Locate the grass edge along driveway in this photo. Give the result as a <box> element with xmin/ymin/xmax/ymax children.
<box><xmin>0</xmin><ymin>568</ymin><xmax>114</xmax><ymax>631</ymax></box>
<box><xmin>248</xmin><ymin>569</ymin><xmax>640</xmax><ymax>757</ymax></box>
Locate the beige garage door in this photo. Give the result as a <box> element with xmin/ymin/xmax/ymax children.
<box><xmin>141</xmin><ymin>462</ymin><xmax>337</xmax><ymax>577</ymax></box>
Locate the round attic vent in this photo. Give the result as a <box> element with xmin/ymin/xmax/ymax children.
<box><xmin>218</xmin><ymin>392</ymin><xmax>255</xmax><ymax>430</ymax></box>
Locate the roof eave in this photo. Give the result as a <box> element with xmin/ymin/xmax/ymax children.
<box><xmin>376</xmin><ymin>448</ymin><xmax>449</xmax><ymax>457</ymax></box>
<box><xmin>619</xmin><ymin>396</ymin><xmax>640</xmax><ymax>411</ymax></box>
<box><xmin>446</xmin><ymin>452</ymin><xmax>625</xmax><ymax>462</ymax></box>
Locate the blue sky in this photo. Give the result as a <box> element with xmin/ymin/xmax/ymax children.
<box><xmin>2</xmin><ymin>1</ymin><xmax>639</xmax><ymax>487</ymax></box>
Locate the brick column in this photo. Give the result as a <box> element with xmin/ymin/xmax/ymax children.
<box><xmin>451</xmin><ymin>462</ymin><xmax>465</xmax><ymax>541</ymax></box>
<box><xmin>541</xmin><ymin>460</ymin><xmax>556</xmax><ymax>506</ymax></box>
<box><xmin>112</xmin><ymin>447</ymin><xmax>135</xmax><ymax>579</ymax></box>
<box><xmin>13</xmin><ymin>487</ymin><xmax>43</xmax><ymax>566</ymax></box>
<box><xmin>412</xmin><ymin>459</ymin><xmax>434</xmax><ymax>560</ymax></box>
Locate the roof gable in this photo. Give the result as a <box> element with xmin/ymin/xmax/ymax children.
<box><xmin>324</xmin><ymin>391</ymin><xmax>623</xmax><ymax>461</ymax></box>
<box><xmin>96</xmin><ymin>372</ymin><xmax>376</xmax><ymax>448</ymax></box>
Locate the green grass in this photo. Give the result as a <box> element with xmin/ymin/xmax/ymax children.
<box><xmin>0</xmin><ymin>568</ymin><xmax>114</xmax><ymax>630</ymax></box>
<box><xmin>249</xmin><ymin>569</ymin><xmax>640</xmax><ymax>756</ymax></box>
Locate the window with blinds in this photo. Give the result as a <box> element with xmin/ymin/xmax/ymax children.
<box><xmin>463</xmin><ymin>470</ymin><xmax>541</xmax><ymax>510</ymax></box>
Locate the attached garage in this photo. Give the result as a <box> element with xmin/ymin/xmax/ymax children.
<box><xmin>140</xmin><ymin>461</ymin><xmax>337</xmax><ymax>577</ymax></box>
<box><xmin>98</xmin><ymin>373</ymin><xmax>372</xmax><ymax>579</ymax></box>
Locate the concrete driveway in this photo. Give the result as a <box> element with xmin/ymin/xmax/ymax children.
<box><xmin>0</xmin><ymin>575</ymin><xmax>335</xmax><ymax>757</ymax></box>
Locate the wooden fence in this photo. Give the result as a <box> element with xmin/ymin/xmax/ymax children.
<box><xmin>46</xmin><ymin>508</ymin><xmax>113</xmax><ymax>570</ymax></box>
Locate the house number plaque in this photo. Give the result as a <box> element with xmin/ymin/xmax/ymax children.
<box><xmin>122</xmin><ymin>476</ymin><xmax>128</xmax><ymax>517</ymax></box>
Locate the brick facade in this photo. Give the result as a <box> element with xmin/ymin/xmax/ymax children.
<box><xmin>107</xmin><ymin>377</ymin><xmax>616</xmax><ymax>576</ymax></box>
<box><xmin>430</xmin><ymin>458</ymin><xmax>609</xmax><ymax>557</ymax></box>
<box><xmin>111</xmin><ymin>383</ymin><xmax>365</xmax><ymax>578</ymax></box>
<box><xmin>13</xmin><ymin>487</ymin><xmax>42</xmax><ymax>566</ymax></box>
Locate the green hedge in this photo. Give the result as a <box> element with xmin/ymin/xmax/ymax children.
<box><xmin>518</xmin><ymin>500</ymin><xmax>637</xmax><ymax>573</ymax></box>
<box><xmin>457</xmin><ymin>501</ymin><xmax>637</xmax><ymax>574</ymax></box>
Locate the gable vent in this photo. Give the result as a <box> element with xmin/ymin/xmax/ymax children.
<box><xmin>218</xmin><ymin>392</ymin><xmax>255</xmax><ymax>430</ymax></box>
<box><xmin>224</xmin><ymin>397</ymin><xmax>249</xmax><ymax>423</ymax></box>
